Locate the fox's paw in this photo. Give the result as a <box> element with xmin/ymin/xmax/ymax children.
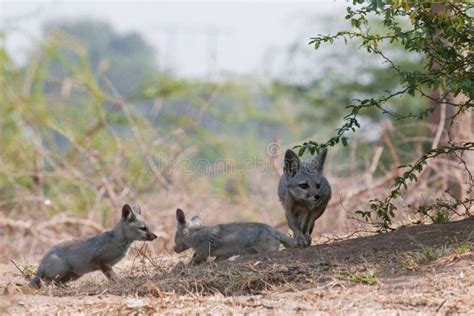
<box><xmin>295</xmin><ymin>235</ymin><xmax>308</xmax><ymax>248</ymax></box>
<box><xmin>304</xmin><ymin>234</ymin><xmax>312</xmax><ymax>246</ymax></box>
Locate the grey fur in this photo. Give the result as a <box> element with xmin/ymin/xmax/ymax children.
<box><xmin>173</xmin><ymin>208</ymin><xmax>296</xmax><ymax>264</ymax></box>
<box><xmin>278</xmin><ymin>148</ymin><xmax>331</xmax><ymax>247</ymax></box>
<box><xmin>29</xmin><ymin>204</ymin><xmax>157</xmax><ymax>288</ymax></box>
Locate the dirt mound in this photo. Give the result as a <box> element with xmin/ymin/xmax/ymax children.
<box><xmin>3</xmin><ymin>217</ymin><xmax>473</xmax><ymax>314</ymax></box>
<box><xmin>52</xmin><ymin>217</ymin><xmax>474</xmax><ymax>297</ymax></box>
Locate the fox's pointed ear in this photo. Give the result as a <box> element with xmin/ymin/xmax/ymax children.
<box><xmin>189</xmin><ymin>216</ymin><xmax>202</xmax><ymax>227</ymax></box>
<box><xmin>176</xmin><ymin>208</ymin><xmax>186</xmax><ymax>224</ymax></box>
<box><xmin>284</xmin><ymin>149</ymin><xmax>300</xmax><ymax>178</ymax></box>
<box><xmin>122</xmin><ymin>204</ymin><xmax>133</xmax><ymax>220</ymax></box>
<box><xmin>309</xmin><ymin>148</ymin><xmax>328</xmax><ymax>173</ymax></box>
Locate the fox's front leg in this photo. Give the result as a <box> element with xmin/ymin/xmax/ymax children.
<box><xmin>100</xmin><ymin>266</ymin><xmax>118</xmax><ymax>280</ymax></box>
<box><xmin>285</xmin><ymin>210</ymin><xmax>306</xmax><ymax>247</ymax></box>
<box><xmin>305</xmin><ymin>204</ymin><xmax>330</xmax><ymax>246</ymax></box>
<box><xmin>300</xmin><ymin>212</ymin><xmax>314</xmax><ymax>246</ymax></box>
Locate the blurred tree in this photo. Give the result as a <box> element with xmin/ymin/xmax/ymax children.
<box><xmin>302</xmin><ymin>1</ymin><xmax>473</xmax><ymax>227</ymax></box>
<box><xmin>266</xmin><ymin>17</ymin><xmax>428</xmax><ymax>174</ymax></box>
<box><xmin>0</xmin><ymin>28</ymin><xmax>160</xmax><ymax>219</ymax></box>
<box><xmin>43</xmin><ymin>19</ymin><xmax>157</xmax><ymax>97</ymax></box>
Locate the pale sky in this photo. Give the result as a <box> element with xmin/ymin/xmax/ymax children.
<box><xmin>1</xmin><ymin>1</ymin><xmax>348</xmax><ymax>79</ymax></box>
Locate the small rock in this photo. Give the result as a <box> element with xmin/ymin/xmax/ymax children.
<box><xmin>126</xmin><ymin>298</ymin><xmax>146</xmax><ymax>308</ymax></box>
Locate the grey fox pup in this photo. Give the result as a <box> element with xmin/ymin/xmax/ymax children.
<box><xmin>29</xmin><ymin>204</ymin><xmax>157</xmax><ymax>288</ymax></box>
<box><xmin>278</xmin><ymin>148</ymin><xmax>331</xmax><ymax>247</ymax></box>
<box><xmin>173</xmin><ymin>208</ymin><xmax>296</xmax><ymax>264</ymax></box>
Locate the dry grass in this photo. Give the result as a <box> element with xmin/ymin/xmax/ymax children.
<box><xmin>2</xmin><ymin>142</ymin><xmax>472</xmax><ymax>264</ymax></box>
<box><xmin>2</xmin><ymin>217</ymin><xmax>473</xmax><ymax>314</ymax></box>
<box><xmin>1</xmin><ymin>19</ymin><xmax>473</xmax><ymax>315</ymax></box>
<box><xmin>2</xmin><ymin>51</ymin><xmax>472</xmax><ymax>263</ymax></box>
<box><xmin>30</xmin><ymin>217</ymin><xmax>474</xmax><ymax>297</ymax></box>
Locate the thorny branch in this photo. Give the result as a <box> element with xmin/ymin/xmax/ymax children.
<box><xmin>302</xmin><ymin>1</ymin><xmax>473</xmax><ymax>227</ymax></box>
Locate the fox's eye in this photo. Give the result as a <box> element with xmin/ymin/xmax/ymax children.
<box><xmin>298</xmin><ymin>183</ymin><xmax>309</xmax><ymax>189</ymax></box>
<box><xmin>139</xmin><ymin>226</ymin><xmax>147</xmax><ymax>231</ymax></box>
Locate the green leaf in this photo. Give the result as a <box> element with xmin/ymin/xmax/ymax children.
<box><xmin>341</xmin><ymin>137</ymin><xmax>348</xmax><ymax>147</ymax></box>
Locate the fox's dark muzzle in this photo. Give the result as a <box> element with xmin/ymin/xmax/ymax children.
<box><xmin>173</xmin><ymin>245</ymin><xmax>183</xmax><ymax>253</ymax></box>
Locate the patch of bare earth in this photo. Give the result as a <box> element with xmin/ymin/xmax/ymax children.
<box><xmin>2</xmin><ymin>218</ymin><xmax>473</xmax><ymax>315</ymax></box>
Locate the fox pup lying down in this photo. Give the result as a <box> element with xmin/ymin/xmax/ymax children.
<box><xmin>29</xmin><ymin>204</ymin><xmax>157</xmax><ymax>288</ymax></box>
<box><xmin>173</xmin><ymin>208</ymin><xmax>296</xmax><ymax>264</ymax></box>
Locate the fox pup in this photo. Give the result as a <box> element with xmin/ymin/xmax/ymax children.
<box><xmin>278</xmin><ymin>148</ymin><xmax>331</xmax><ymax>247</ymax></box>
<box><xmin>29</xmin><ymin>204</ymin><xmax>157</xmax><ymax>288</ymax></box>
<box><xmin>173</xmin><ymin>208</ymin><xmax>296</xmax><ymax>264</ymax></box>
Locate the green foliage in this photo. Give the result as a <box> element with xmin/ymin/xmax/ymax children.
<box><xmin>436</xmin><ymin>211</ymin><xmax>449</xmax><ymax>224</ymax></box>
<box><xmin>361</xmin><ymin>142</ymin><xmax>474</xmax><ymax>227</ymax></box>
<box><xmin>0</xmin><ymin>19</ymin><xmax>309</xmax><ymax>216</ymax></box>
<box><xmin>0</xmin><ymin>35</ymin><xmax>158</xmax><ymax>219</ymax></box>
<box><xmin>454</xmin><ymin>241</ymin><xmax>470</xmax><ymax>255</ymax></box>
<box><xmin>419</xmin><ymin>246</ymin><xmax>438</xmax><ymax>261</ymax></box>
<box><xmin>2</xmin><ymin>6</ymin><xmax>471</xmax><ymax>225</ymax></box>
<box><xmin>419</xmin><ymin>244</ymin><xmax>449</xmax><ymax>263</ymax></box>
<box><xmin>43</xmin><ymin>19</ymin><xmax>157</xmax><ymax>97</ymax></box>
<box><xmin>401</xmin><ymin>240</ymin><xmax>469</xmax><ymax>270</ymax></box>
<box><xmin>300</xmin><ymin>1</ymin><xmax>473</xmax><ymax>228</ymax></box>
<box><xmin>343</xmin><ymin>270</ymin><xmax>378</xmax><ymax>285</ymax></box>
<box><xmin>140</xmin><ymin>74</ymin><xmax>296</xmax><ymax>164</ymax></box>
<box><xmin>271</xmin><ymin>56</ymin><xmax>428</xmax><ymax>175</ymax></box>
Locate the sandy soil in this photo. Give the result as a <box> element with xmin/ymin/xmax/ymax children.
<box><xmin>2</xmin><ymin>217</ymin><xmax>473</xmax><ymax>315</ymax></box>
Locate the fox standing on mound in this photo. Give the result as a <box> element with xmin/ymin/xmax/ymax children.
<box><xmin>278</xmin><ymin>148</ymin><xmax>331</xmax><ymax>247</ymax></box>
